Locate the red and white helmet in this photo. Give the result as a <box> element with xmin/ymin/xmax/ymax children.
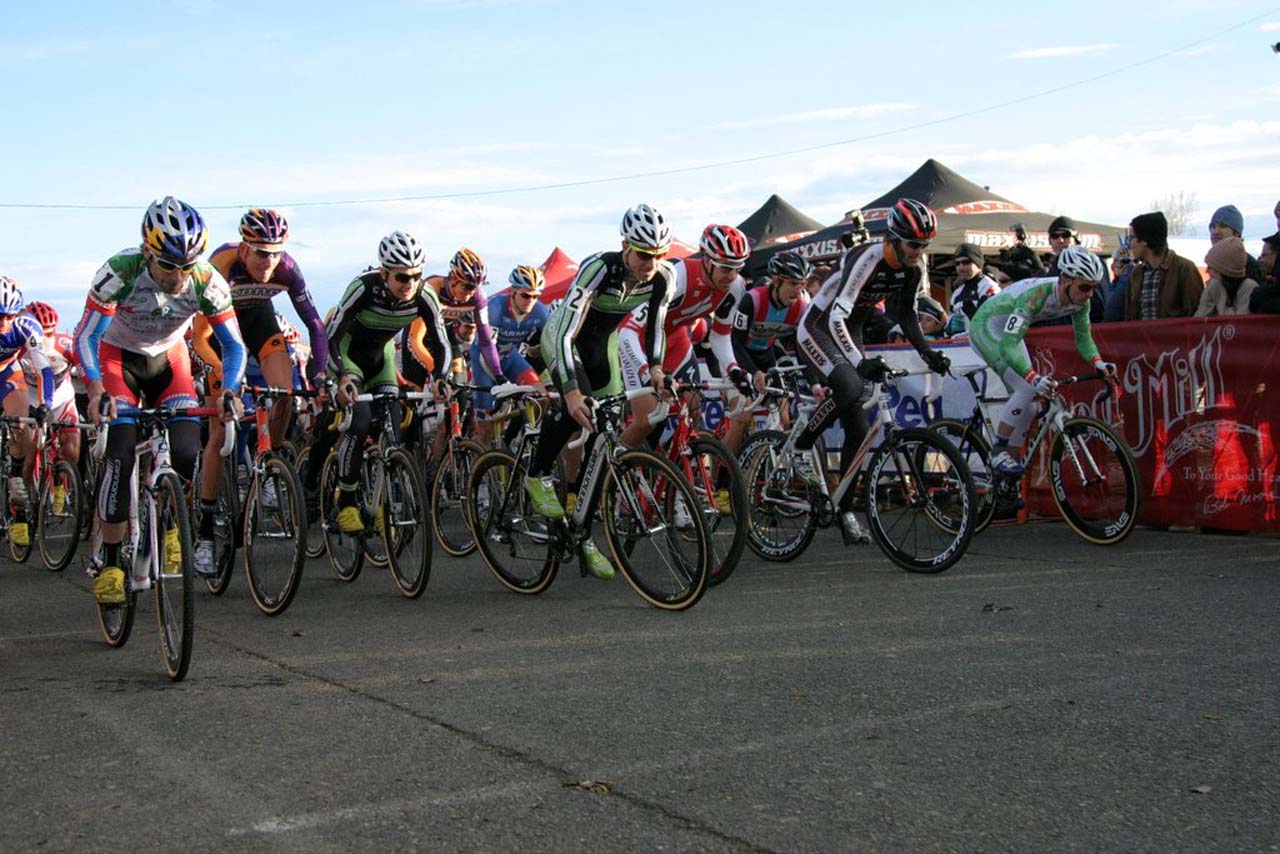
<box><xmin>699</xmin><ymin>224</ymin><xmax>750</xmax><ymax>269</ymax></box>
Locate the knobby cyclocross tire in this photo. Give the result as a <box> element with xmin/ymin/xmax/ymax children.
<box><xmin>687</xmin><ymin>436</ymin><xmax>748</xmax><ymax>586</ymax></box>
<box><xmin>431</xmin><ymin>439</ymin><xmax>484</xmax><ymax>557</ymax></box>
<box><xmin>204</xmin><ymin>452</ymin><xmax>240</xmax><ymax>596</ymax></box>
<box><xmin>601</xmin><ymin>449</ymin><xmax>710</xmax><ymax>611</ymax></box>
<box><xmin>927</xmin><ymin>418</ymin><xmax>996</xmax><ymax>534</ymax></box>
<box><xmin>38</xmin><ymin>460</ymin><xmax>83</xmax><ymax>572</ymax></box>
<box><xmin>1049</xmin><ymin>416</ymin><xmax>1141</xmax><ymax>545</ymax></box>
<box><xmin>864</xmin><ymin>427</ymin><xmax>976</xmax><ymax>574</ymax></box>
<box><xmin>296</xmin><ymin>446</ymin><xmax>327</xmax><ymax>560</ymax></box>
<box><xmin>153</xmin><ymin>472</ymin><xmax>195</xmax><ymax>681</ymax></box>
<box><xmin>243</xmin><ymin>454</ymin><xmax>307</xmax><ymax>616</ymax></box>
<box><xmin>320</xmin><ymin>450</ymin><xmax>364</xmax><ymax>582</ymax></box>
<box><xmin>738</xmin><ymin>429</ymin><xmax>819</xmax><ymax>563</ymax></box>
<box><xmin>468</xmin><ymin>449</ymin><xmax>560</xmax><ymax>595</ymax></box>
<box><xmin>382</xmin><ymin>447</ymin><xmax>432</xmax><ymax>599</ymax></box>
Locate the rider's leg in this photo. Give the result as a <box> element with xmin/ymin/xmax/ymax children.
<box><xmin>993</xmin><ymin>366</ymin><xmax>1037</xmax><ymax>461</ymax></box>
<box><xmin>260</xmin><ymin>348</ymin><xmax>295</xmax><ymax>449</ymax></box>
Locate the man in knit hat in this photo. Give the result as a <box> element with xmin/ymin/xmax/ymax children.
<box><xmin>1044</xmin><ymin>214</ymin><xmax>1109</xmax><ymax>322</ymax></box>
<box><xmin>1123</xmin><ymin>211</ymin><xmax>1204</xmax><ymax>320</ymax></box>
<box><xmin>1208</xmin><ymin>204</ymin><xmax>1264</xmax><ymax>281</ymax></box>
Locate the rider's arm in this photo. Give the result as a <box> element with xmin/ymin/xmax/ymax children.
<box><xmin>417</xmin><ymin>288</ymin><xmax>452</xmax><ymax>381</ymax></box>
<box><xmin>728</xmin><ymin>291</ymin><xmax>761</xmax><ymax>374</ymax></box>
<box><xmin>825</xmin><ymin>257</ymin><xmax>871</xmax><ymax>364</ymax></box>
<box><xmin>198</xmin><ymin>269</ymin><xmax>247</xmax><ymax>394</ymax></box>
<box><xmin>18</xmin><ymin>317</ymin><xmax>54</xmax><ymax>406</ymax></box>
<box><xmin>283</xmin><ymin>259</ymin><xmax>330</xmax><ymax>380</ymax></box>
<box><xmin>707</xmin><ymin>288</ymin><xmax>740</xmax><ymax>374</ymax></box>
<box><xmin>404</xmin><ymin>317</ymin><xmax>435</xmax><ymax>372</ymax></box>
<box><xmin>545</xmin><ymin>254</ymin><xmax>608</xmax><ymax>394</ymax></box>
<box><xmin>327</xmin><ymin>276</ymin><xmax>370</xmax><ymax>381</ymax></box>
<box><xmin>470</xmin><ymin>289</ymin><xmax>504</xmax><ymax>379</ymax></box>
<box><xmin>1070</xmin><ymin>305</ymin><xmax>1103</xmax><ymax>366</ymax></box>
<box><xmin>641</xmin><ymin>263</ymin><xmax>675</xmax><ymax>371</ymax></box>
<box><xmin>73</xmin><ymin>258</ymin><xmax>130</xmax><ymax>383</ymax></box>
<box><xmin>890</xmin><ymin>287</ymin><xmax>930</xmax><ymax>354</ymax></box>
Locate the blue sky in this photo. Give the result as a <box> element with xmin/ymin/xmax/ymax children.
<box><xmin>3</xmin><ymin>0</ymin><xmax>1279</xmax><ymax>329</ymax></box>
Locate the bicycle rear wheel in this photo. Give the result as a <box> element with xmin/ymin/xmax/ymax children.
<box><xmin>320</xmin><ymin>451</ymin><xmax>364</xmax><ymax>582</ymax></box>
<box><xmin>432</xmin><ymin>439</ymin><xmax>483</xmax><ymax>557</ymax></box>
<box><xmin>687</xmin><ymin>436</ymin><xmax>748</xmax><ymax>586</ymax></box>
<box><xmin>38</xmin><ymin>460</ymin><xmax>83</xmax><ymax>571</ymax></box>
<box><xmin>153</xmin><ymin>473</ymin><xmax>195</xmax><ymax>681</ymax></box>
<box><xmin>1049</xmin><ymin>416</ymin><xmax>1140</xmax><ymax>544</ymax></box>
<box><xmin>296</xmin><ymin>445</ymin><xmax>327</xmax><ymax>559</ymax></box>
<box><xmin>244</xmin><ymin>455</ymin><xmax>306</xmax><ymax>615</ymax></box>
<box><xmin>929</xmin><ymin>418</ymin><xmax>996</xmax><ymax>534</ymax></box>
<box><xmin>739</xmin><ymin>430</ymin><xmax>818</xmax><ymax>563</ymax></box>
<box><xmin>864</xmin><ymin>428</ymin><xmax>975</xmax><ymax>574</ymax></box>
<box><xmin>383</xmin><ymin>447</ymin><xmax>432</xmax><ymax>599</ymax></box>
<box><xmin>7</xmin><ymin>474</ymin><xmax>32</xmax><ymax>563</ymax></box>
<box><xmin>602</xmin><ymin>449</ymin><xmax>709</xmax><ymax>611</ymax></box>
<box><xmin>204</xmin><ymin>453</ymin><xmax>239</xmax><ymax>595</ymax></box>
<box><xmin>469</xmin><ymin>449</ymin><xmax>559</xmax><ymax>594</ymax></box>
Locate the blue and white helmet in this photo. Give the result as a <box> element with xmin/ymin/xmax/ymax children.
<box><xmin>1057</xmin><ymin>245</ymin><xmax>1105</xmax><ymax>283</ymax></box>
<box><xmin>0</xmin><ymin>276</ymin><xmax>24</xmax><ymax>314</ymax></box>
<box><xmin>620</xmin><ymin>204</ymin><xmax>672</xmax><ymax>252</ymax></box>
<box><xmin>378</xmin><ymin>231</ymin><xmax>426</xmax><ymax>269</ymax></box>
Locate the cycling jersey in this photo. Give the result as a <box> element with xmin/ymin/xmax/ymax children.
<box><xmin>488</xmin><ymin>293</ymin><xmax>550</xmax><ymax>360</ymax></box>
<box><xmin>20</xmin><ymin>330</ymin><xmax>74</xmax><ymax>410</ymax></box>
<box><xmin>208</xmin><ymin>242</ymin><xmax>328</xmax><ymax>374</ymax></box>
<box><xmin>542</xmin><ymin>251</ymin><xmax>675</xmax><ymax>395</ymax></box>
<box><xmin>0</xmin><ymin>315</ymin><xmax>54</xmax><ymax>406</ymax></box>
<box><xmin>327</xmin><ymin>270</ymin><xmax>451</xmax><ymax>389</ymax></box>
<box><xmin>969</xmin><ymin>276</ymin><xmax>1100</xmax><ymax>376</ymax></box>
<box><xmin>799</xmin><ymin>241</ymin><xmax>929</xmax><ymax>376</ymax></box>
<box><xmin>725</xmin><ymin>284</ymin><xmax>809</xmax><ymax>374</ymax></box>
<box><xmin>427</xmin><ymin>275</ymin><xmax>502</xmax><ymax>378</ymax></box>
<box><xmin>74</xmin><ymin>248</ymin><xmax>247</xmax><ymax>393</ymax></box>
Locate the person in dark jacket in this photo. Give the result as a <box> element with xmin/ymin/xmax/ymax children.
<box><xmin>1208</xmin><ymin>204</ymin><xmax>1264</xmax><ymax>283</ymax></box>
<box><xmin>1249</xmin><ymin>232</ymin><xmax>1280</xmax><ymax>313</ymax></box>
<box><xmin>1124</xmin><ymin>211</ymin><xmax>1203</xmax><ymax>320</ymax></box>
<box><xmin>1043</xmin><ymin>215</ymin><xmax>1109</xmax><ymax>323</ymax></box>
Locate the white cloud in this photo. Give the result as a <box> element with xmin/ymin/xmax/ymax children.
<box><xmin>1259</xmin><ymin>22</ymin><xmax>1280</xmax><ymax>31</ymax></box>
<box><xmin>1007</xmin><ymin>44</ymin><xmax>1120</xmax><ymax>60</ymax></box>
<box><xmin>1178</xmin><ymin>45</ymin><xmax>1217</xmax><ymax>56</ymax></box>
<box><xmin>715</xmin><ymin>104</ymin><xmax>916</xmax><ymax>131</ymax></box>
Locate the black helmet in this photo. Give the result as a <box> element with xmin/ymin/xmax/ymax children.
<box><xmin>767</xmin><ymin>251</ymin><xmax>813</xmax><ymax>281</ymax></box>
<box><xmin>886</xmin><ymin>198</ymin><xmax>938</xmax><ymax>242</ymax></box>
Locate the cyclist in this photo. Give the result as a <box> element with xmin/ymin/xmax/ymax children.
<box><xmin>73</xmin><ymin>197</ymin><xmax>245</xmax><ymax>602</ymax></box>
<box><xmin>19</xmin><ymin>302</ymin><xmax>81</xmax><ymax>515</ymax></box>
<box><xmin>525</xmin><ymin>204</ymin><xmax>676</xmax><ymax>580</ymax></box>
<box><xmin>0</xmin><ymin>279</ymin><xmax>55</xmax><ymax>548</ymax></box>
<box><xmin>796</xmin><ymin>198</ymin><xmax>952</xmax><ymax>545</ymax></box>
<box><xmin>303</xmin><ymin>231</ymin><xmax>451</xmax><ymax>535</ymax></box>
<box><xmin>473</xmin><ymin>265</ymin><xmax>550</xmax><ymax>446</ymax></box>
<box><xmin>713</xmin><ymin>250</ymin><xmax>812</xmax><ymax>452</ymax></box>
<box><xmin>617</xmin><ymin>223</ymin><xmax>751</xmax><ymax>449</ymax></box>
<box><xmin>968</xmin><ymin>244</ymin><xmax>1115</xmax><ymax>480</ymax></box>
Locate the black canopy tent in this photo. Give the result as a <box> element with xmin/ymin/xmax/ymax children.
<box><xmin>736</xmin><ymin>194</ymin><xmax>825</xmax><ymax>248</ymax></box>
<box><xmin>747</xmin><ymin>159</ymin><xmax>1125</xmax><ymax>276</ymax></box>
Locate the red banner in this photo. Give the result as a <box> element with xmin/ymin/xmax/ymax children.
<box><xmin>1022</xmin><ymin>315</ymin><xmax>1280</xmax><ymax>532</ymax></box>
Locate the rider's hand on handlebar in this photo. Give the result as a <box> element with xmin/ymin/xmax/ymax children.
<box><xmin>565</xmin><ymin>387</ymin><xmax>593</xmax><ymax>431</ymax></box>
<box><xmin>221</xmin><ymin>390</ymin><xmax>244</xmax><ymax>422</ymax></box>
<box><xmin>922</xmin><ymin>348</ymin><xmax>950</xmax><ymax>376</ymax></box>
<box><xmin>336</xmin><ymin>374</ymin><xmax>359</xmax><ymax>407</ymax></box>
<box><xmin>648</xmin><ymin>365</ymin><xmax>666</xmax><ymax>396</ymax></box>
<box><xmin>1025</xmin><ymin>370</ymin><xmax>1058</xmax><ymax>397</ymax></box>
<box><xmin>31</xmin><ymin>404</ymin><xmax>49</xmax><ymax>427</ymax></box>
<box><xmin>1093</xmin><ymin>359</ymin><xmax>1117</xmax><ymax>380</ymax></box>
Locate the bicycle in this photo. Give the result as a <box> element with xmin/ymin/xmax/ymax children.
<box><xmin>467</xmin><ymin>385</ymin><xmax>712</xmax><ymax>611</ymax></box>
<box><xmin>424</xmin><ymin>382</ymin><xmax>486</xmax><ymax>558</ymax></box>
<box><xmin>929</xmin><ymin>369</ymin><xmax>1140</xmax><ymax>544</ymax></box>
<box><xmin>88</xmin><ymin>403</ymin><xmax>229</xmax><ymax>681</ymax></box>
<box><xmin>0</xmin><ymin>412</ymin><xmax>39</xmax><ymax>564</ymax></box>
<box><xmin>31</xmin><ymin>416</ymin><xmax>93</xmax><ymax>571</ymax></box>
<box><xmin>647</xmin><ymin>377</ymin><xmax>748</xmax><ymax>586</ymax></box>
<box><xmin>739</xmin><ymin>366</ymin><xmax>977</xmax><ymax>573</ymax></box>
<box><xmin>318</xmin><ymin>388</ymin><xmax>433</xmax><ymax>598</ymax></box>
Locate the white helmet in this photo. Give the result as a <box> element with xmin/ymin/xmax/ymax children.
<box><xmin>620</xmin><ymin>204</ymin><xmax>672</xmax><ymax>252</ymax></box>
<box><xmin>378</xmin><ymin>231</ymin><xmax>426</xmax><ymax>269</ymax></box>
<box><xmin>1057</xmin><ymin>245</ymin><xmax>1105</xmax><ymax>283</ymax></box>
<box><xmin>0</xmin><ymin>276</ymin><xmax>23</xmax><ymax>314</ymax></box>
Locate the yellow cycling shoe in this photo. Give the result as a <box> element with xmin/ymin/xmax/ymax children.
<box><xmin>52</xmin><ymin>484</ymin><xmax>68</xmax><ymax>515</ymax></box>
<box><xmin>94</xmin><ymin>567</ymin><xmax>127</xmax><ymax>605</ymax></box>
<box><xmin>564</xmin><ymin>492</ymin><xmax>578</xmax><ymax>518</ymax></box>
<box><xmin>10</xmin><ymin>521</ymin><xmax>29</xmax><ymax>547</ymax></box>
<box><xmin>714</xmin><ymin>488</ymin><xmax>733</xmax><ymax>514</ymax></box>
<box><xmin>337</xmin><ymin>506</ymin><xmax>365</xmax><ymax>534</ymax></box>
<box><xmin>162</xmin><ymin>526</ymin><xmax>182</xmax><ymax>575</ymax></box>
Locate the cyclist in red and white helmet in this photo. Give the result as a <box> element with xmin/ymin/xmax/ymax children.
<box><xmin>17</xmin><ymin>302</ymin><xmax>82</xmax><ymax>510</ymax></box>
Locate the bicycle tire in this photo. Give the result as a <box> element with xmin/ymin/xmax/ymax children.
<box><xmin>320</xmin><ymin>450</ymin><xmax>363</xmax><ymax>582</ymax></box>
<box><xmin>7</xmin><ymin>473</ymin><xmax>32</xmax><ymax>563</ymax></box>
<box><xmin>602</xmin><ymin>449</ymin><xmax>710</xmax><ymax>611</ymax></box>
<box><xmin>468</xmin><ymin>449</ymin><xmax>559</xmax><ymax>594</ymax></box>
<box><xmin>687</xmin><ymin>436</ymin><xmax>748</xmax><ymax>586</ymax></box>
<box><xmin>738</xmin><ymin>429</ymin><xmax>818</xmax><ymax>563</ymax></box>
<box><xmin>928</xmin><ymin>418</ymin><xmax>996</xmax><ymax>534</ymax></box>
<box><xmin>361</xmin><ymin>453</ymin><xmax>390</xmax><ymax>569</ymax></box>
<box><xmin>203</xmin><ymin>452</ymin><xmax>239</xmax><ymax>595</ymax></box>
<box><xmin>153</xmin><ymin>472</ymin><xmax>195</xmax><ymax>681</ymax></box>
<box><xmin>431</xmin><ymin>439</ymin><xmax>483</xmax><ymax>557</ymax></box>
<box><xmin>38</xmin><ymin>459</ymin><xmax>83</xmax><ymax>571</ymax></box>
<box><xmin>383</xmin><ymin>447</ymin><xmax>432</xmax><ymax>599</ymax></box>
<box><xmin>1049</xmin><ymin>416</ymin><xmax>1141</xmax><ymax>545</ymax></box>
<box><xmin>243</xmin><ymin>454</ymin><xmax>306</xmax><ymax>615</ymax></box>
<box><xmin>864</xmin><ymin>427</ymin><xmax>975</xmax><ymax>574</ymax></box>
<box><xmin>296</xmin><ymin>445</ymin><xmax>327</xmax><ymax>559</ymax></box>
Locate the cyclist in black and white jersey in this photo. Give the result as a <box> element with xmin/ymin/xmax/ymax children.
<box><xmin>795</xmin><ymin>198</ymin><xmax>951</xmax><ymax>544</ymax></box>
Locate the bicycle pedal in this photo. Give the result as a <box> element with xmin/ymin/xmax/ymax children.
<box><xmin>814</xmin><ymin>494</ymin><xmax>836</xmax><ymax>528</ymax></box>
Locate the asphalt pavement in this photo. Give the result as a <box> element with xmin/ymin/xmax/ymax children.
<box><xmin>2</xmin><ymin>522</ymin><xmax>1278</xmax><ymax>853</ymax></box>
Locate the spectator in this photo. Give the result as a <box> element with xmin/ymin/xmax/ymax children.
<box><xmin>807</xmin><ymin>264</ymin><xmax>832</xmax><ymax>298</ymax></box>
<box><xmin>1249</xmin><ymin>232</ymin><xmax>1280</xmax><ymax>313</ymax></box>
<box><xmin>1208</xmin><ymin>204</ymin><xmax>1264</xmax><ymax>282</ymax></box>
<box><xmin>1123</xmin><ymin>211</ymin><xmax>1204</xmax><ymax>320</ymax></box>
<box><xmin>1196</xmin><ymin>237</ymin><xmax>1257</xmax><ymax>316</ymax></box>
<box><xmin>945</xmin><ymin>243</ymin><xmax>1000</xmax><ymax>336</ymax></box>
<box><xmin>888</xmin><ymin>296</ymin><xmax>948</xmax><ymax>343</ymax></box>
<box><xmin>1103</xmin><ymin>246</ymin><xmax>1134</xmax><ymax>322</ymax></box>
<box><xmin>1045</xmin><ymin>215</ymin><xmax>1109</xmax><ymax>321</ymax></box>
<box><xmin>998</xmin><ymin>224</ymin><xmax>1046</xmax><ymax>282</ymax></box>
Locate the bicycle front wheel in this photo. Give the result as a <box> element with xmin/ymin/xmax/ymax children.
<box><xmin>739</xmin><ymin>430</ymin><xmax>818</xmax><ymax>563</ymax></box>
<box><xmin>865</xmin><ymin>428</ymin><xmax>975</xmax><ymax>574</ymax></box>
<box><xmin>432</xmin><ymin>439</ymin><xmax>483</xmax><ymax>557</ymax></box>
<box><xmin>929</xmin><ymin>418</ymin><xmax>996</xmax><ymax>534</ymax></box>
<box><xmin>320</xmin><ymin>450</ymin><xmax>364</xmax><ymax>582</ymax></box>
<box><xmin>38</xmin><ymin>460</ymin><xmax>83</xmax><ymax>571</ymax></box>
<box><xmin>468</xmin><ymin>450</ymin><xmax>559</xmax><ymax>595</ymax></box>
<box><xmin>687</xmin><ymin>436</ymin><xmax>748</xmax><ymax>586</ymax></box>
<box><xmin>204</xmin><ymin>453</ymin><xmax>240</xmax><ymax>596</ymax></box>
<box><xmin>382</xmin><ymin>447</ymin><xmax>432</xmax><ymax>599</ymax></box>
<box><xmin>1049</xmin><ymin>416</ymin><xmax>1140</xmax><ymax>545</ymax></box>
<box><xmin>296</xmin><ymin>445</ymin><xmax>327</xmax><ymax>560</ymax></box>
<box><xmin>602</xmin><ymin>450</ymin><xmax>709</xmax><ymax>611</ymax></box>
<box><xmin>243</xmin><ymin>455</ymin><xmax>306</xmax><ymax>615</ymax></box>
<box><xmin>153</xmin><ymin>473</ymin><xmax>195</xmax><ymax>681</ymax></box>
